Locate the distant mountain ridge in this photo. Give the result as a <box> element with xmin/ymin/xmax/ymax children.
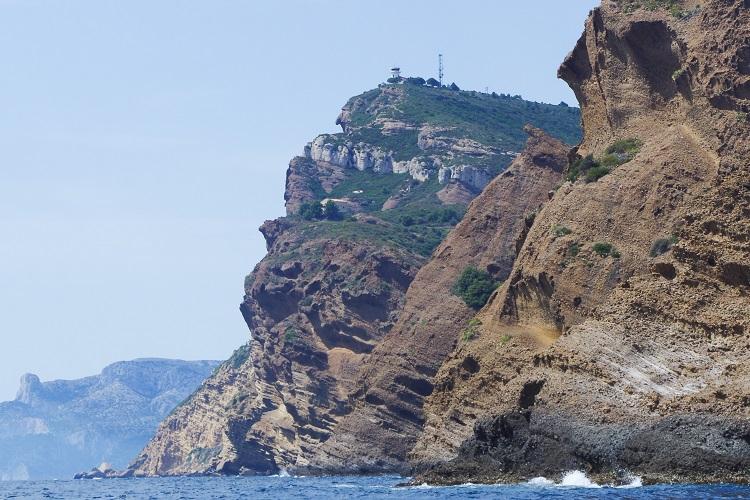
<box><xmin>0</xmin><ymin>358</ymin><xmax>219</xmax><ymax>480</ymax></box>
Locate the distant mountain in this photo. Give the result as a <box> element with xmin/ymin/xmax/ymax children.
<box><xmin>0</xmin><ymin>358</ymin><xmax>219</xmax><ymax>480</ymax></box>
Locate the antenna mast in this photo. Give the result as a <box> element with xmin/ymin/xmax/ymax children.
<box><xmin>438</xmin><ymin>54</ymin><xmax>444</xmax><ymax>87</ymax></box>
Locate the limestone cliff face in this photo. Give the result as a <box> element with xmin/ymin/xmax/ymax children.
<box><xmin>306</xmin><ymin>127</ymin><xmax>570</xmax><ymax>473</ymax></box>
<box><xmin>129</xmin><ymin>83</ymin><xmax>580</xmax><ymax>476</ymax></box>
<box><xmin>415</xmin><ymin>0</ymin><xmax>750</xmax><ymax>484</ymax></box>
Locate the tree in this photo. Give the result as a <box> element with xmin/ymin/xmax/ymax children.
<box><xmin>449</xmin><ymin>82</ymin><xmax>460</xmax><ymax>91</ymax></box>
<box><xmin>386</xmin><ymin>77</ymin><xmax>401</xmax><ymax>84</ymax></box>
<box><xmin>299</xmin><ymin>201</ymin><xmax>322</xmax><ymax>220</ymax></box>
<box><xmin>425</xmin><ymin>78</ymin><xmax>440</xmax><ymax>87</ymax></box>
<box><xmin>322</xmin><ymin>200</ymin><xmax>342</xmax><ymax>221</ymax></box>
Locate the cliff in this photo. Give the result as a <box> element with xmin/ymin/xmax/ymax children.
<box><xmin>414</xmin><ymin>0</ymin><xmax>750</xmax><ymax>485</ymax></box>
<box><xmin>0</xmin><ymin>359</ymin><xmax>219</xmax><ymax>480</ymax></box>
<box><xmin>308</xmin><ymin>126</ymin><xmax>570</xmax><ymax>473</ymax></box>
<box><xmin>129</xmin><ymin>83</ymin><xmax>580</xmax><ymax>476</ymax></box>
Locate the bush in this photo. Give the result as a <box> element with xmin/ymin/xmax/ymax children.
<box><xmin>585</xmin><ymin>165</ymin><xmax>611</xmax><ymax>183</ymax></box>
<box><xmin>650</xmin><ymin>237</ymin><xmax>676</xmax><ymax>257</ymax></box>
<box><xmin>461</xmin><ymin>318</ymin><xmax>482</xmax><ymax>342</ymax></box>
<box><xmin>568</xmin><ymin>242</ymin><xmax>581</xmax><ymax>257</ymax></box>
<box><xmin>566</xmin><ymin>154</ymin><xmax>598</xmax><ymax>182</ymax></box>
<box><xmin>592</xmin><ymin>242</ymin><xmax>621</xmax><ymax>258</ymax></box>
<box><xmin>405</xmin><ymin>77</ymin><xmax>426</xmax><ymax>86</ymax></box>
<box><xmin>567</xmin><ymin>139</ymin><xmax>641</xmax><ymax>183</ymax></box>
<box><xmin>299</xmin><ymin>201</ymin><xmax>323</xmax><ymax>220</ymax></box>
<box><xmin>323</xmin><ymin>200</ymin><xmax>342</xmax><ymax>221</ymax></box>
<box><xmin>552</xmin><ymin>225</ymin><xmax>572</xmax><ymax>237</ymax></box>
<box><xmin>452</xmin><ymin>266</ymin><xmax>499</xmax><ymax>309</ymax></box>
<box><xmin>284</xmin><ymin>327</ymin><xmax>299</xmax><ymax>344</ymax></box>
<box><xmin>605</xmin><ymin>138</ymin><xmax>642</xmax><ymax>156</ymax></box>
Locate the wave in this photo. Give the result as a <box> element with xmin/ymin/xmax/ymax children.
<box><xmin>526</xmin><ymin>470</ymin><xmax>642</xmax><ymax>489</ymax></box>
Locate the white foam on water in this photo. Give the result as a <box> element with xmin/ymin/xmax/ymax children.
<box><xmin>560</xmin><ymin>470</ymin><xmax>602</xmax><ymax>488</ymax></box>
<box><xmin>527</xmin><ymin>476</ymin><xmax>555</xmax><ymax>486</ymax></box>
<box><xmin>526</xmin><ymin>470</ymin><xmax>643</xmax><ymax>489</ymax></box>
<box><xmin>616</xmin><ymin>474</ymin><xmax>643</xmax><ymax>489</ymax></box>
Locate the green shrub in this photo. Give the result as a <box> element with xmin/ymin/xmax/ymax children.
<box><xmin>299</xmin><ymin>201</ymin><xmax>323</xmax><ymax>220</ymax></box>
<box><xmin>228</xmin><ymin>344</ymin><xmax>251</xmax><ymax>369</ymax></box>
<box><xmin>322</xmin><ymin>200</ymin><xmax>343</xmax><ymax>221</ymax></box>
<box><xmin>452</xmin><ymin>266</ymin><xmax>499</xmax><ymax>309</ymax></box>
<box><xmin>585</xmin><ymin>165</ymin><xmax>612</xmax><ymax>183</ymax></box>
<box><xmin>568</xmin><ymin>139</ymin><xmax>641</xmax><ymax>183</ymax></box>
<box><xmin>461</xmin><ymin>318</ymin><xmax>482</xmax><ymax>341</ymax></box>
<box><xmin>500</xmin><ymin>334</ymin><xmax>512</xmax><ymax>345</ymax></box>
<box><xmin>650</xmin><ymin>237</ymin><xmax>676</xmax><ymax>257</ymax></box>
<box><xmin>567</xmin><ymin>154</ymin><xmax>598</xmax><ymax>182</ymax></box>
<box><xmin>605</xmin><ymin>138</ymin><xmax>642</xmax><ymax>156</ymax></box>
<box><xmin>738</xmin><ymin>112</ymin><xmax>749</xmax><ymax>123</ymax></box>
<box><xmin>568</xmin><ymin>242</ymin><xmax>581</xmax><ymax>257</ymax></box>
<box><xmin>552</xmin><ymin>225</ymin><xmax>572</xmax><ymax>237</ymax></box>
<box><xmin>284</xmin><ymin>327</ymin><xmax>299</xmax><ymax>343</ymax></box>
<box><xmin>592</xmin><ymin>242</ymin><xmax>621</xmax><ymax>258</ymax></box>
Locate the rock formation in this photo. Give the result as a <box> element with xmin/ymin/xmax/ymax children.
<box><xmin>308</xmin><ymin>126</ymin><xmax>570</xmax><ymax>473</ymax></box>
<box><xmin>129</xmin><ymin>83</ymin><xmax>579</xmax><ymax>476</ymax></box>
<box><xmin>414</xmin><ymin>0</ymin><xmax>750</xmax><ymax>484</ymax></box>
<box><xmin>0</xmin><ymin>359</ymin><xmax>218</xmax><ymax>480</ymax></box>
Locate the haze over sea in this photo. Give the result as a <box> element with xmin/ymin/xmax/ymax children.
<box><xmin>1</xmin><ymin>475</ymin><xmax>749</xmax><ymax>499</ymax></box>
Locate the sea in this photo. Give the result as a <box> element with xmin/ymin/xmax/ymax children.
<box><xmin>1</xmin><ymin>472</ymin><xmax>749</xmax><ymax>499</ymax></box>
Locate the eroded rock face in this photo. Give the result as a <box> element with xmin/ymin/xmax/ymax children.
<box><xmin>128</xmin><ymin>70</ymin><xmax>581</xmax><ymax>478</ymax></box>
<box><xmin>306</xmin><ymin>127</ymin><xmax>570</xmax><ymax>473</ymax></box>
<box><xmin>414</xmin><ymin>0</ymin><xmax>750</xmax><ymax>484</ymax></box>
<box><xmin>130</xmin><ymin>228</ymin><xmax>423</xmax><ymax>476</ymax></box>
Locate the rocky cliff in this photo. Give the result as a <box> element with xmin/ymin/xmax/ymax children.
<box><xmin>129</xmin><ymin>82</ymin><xmax>580</xmax><ymax>476</ymax></box>
<box><xmin>414</xmin><ymin>0</ymin><xmax>750</xmax><ymax>485</ymax></box>
<box><xmin>0</xmin><ymin>359</ymin><xmax>218</xmax><ymax>480</ymax></box>
<box><xmin>308</xmin><ymin>126</ymin><xmax>570</xmax><ymax>473</ymax></box>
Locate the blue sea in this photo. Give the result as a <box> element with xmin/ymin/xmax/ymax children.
<box><xmin>1</xmin><ymin>475</ymin><xmax>749</xmax><ymax>499</ymax></box>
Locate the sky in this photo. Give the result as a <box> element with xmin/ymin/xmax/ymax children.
<box><xmin>0</xmin><ymin>0</ymin><xmax>598</xmax><ymax>401</ymax></box>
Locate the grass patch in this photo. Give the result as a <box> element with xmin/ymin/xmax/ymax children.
<box><xmin>298</xmin><ymin>219</ymin><xmax>444</xmax><ymax>257</ymax></box>
<box><xmin>344</xmin><ymin>84</ymin><xmax>582</xmax><ymax>149</ymax></box>
<box><xmin>327</xmin><ymin>168</ymin><xmax>408</xmax><ymax>212</ymax></box>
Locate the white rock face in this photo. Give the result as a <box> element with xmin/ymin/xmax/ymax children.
<box><xmin>438</xmin><ymin>165</ymin><xmax>492</xmax><ymax>191</ymax></box>
<box><xmin>305</xmin><ymin>133</ymin><xmax>499</xmax><ymax>191</ymax></box>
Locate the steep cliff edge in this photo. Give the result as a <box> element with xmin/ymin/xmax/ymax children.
<box><xmin>415</xmin><ymin>0</ymin><xmax>750</xmax><ymax>485</ymax></box>
<box><xmin>129</xmin><ymin>83</ymin><xmax>580</xmax><ymax>476</ymax></box>
<box><xmin>308</xmin><ymin>126</ymin><xmax>570</xmax><ymax>473</ymax></box>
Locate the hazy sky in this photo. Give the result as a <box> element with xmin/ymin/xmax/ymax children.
<box><xmin>0</xmin><ymin>0</ymin><xmax>598</xmax><ymax>401</ymax></box>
